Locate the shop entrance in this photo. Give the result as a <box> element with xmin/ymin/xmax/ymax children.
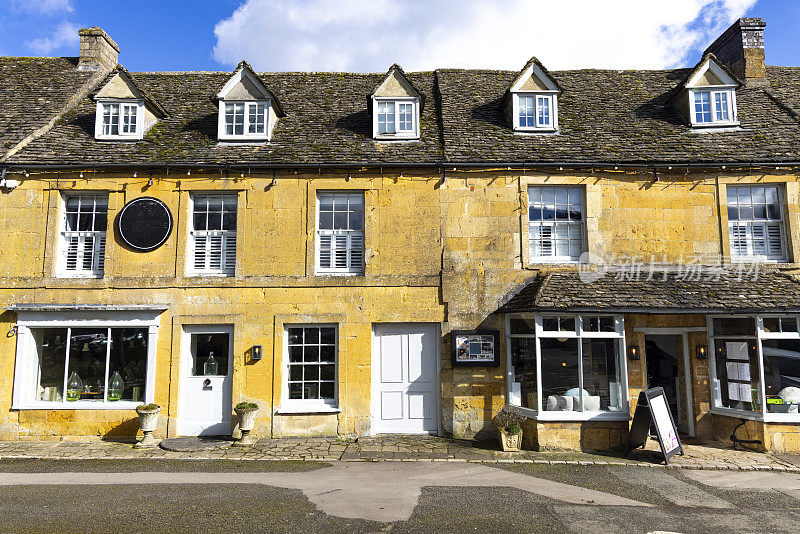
<box><xmin>643</xmin><ymin>333</ymin><xmax>694</xmax><ymax>436</ymax></box>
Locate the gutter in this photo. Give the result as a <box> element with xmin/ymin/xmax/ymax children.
<box><xmin>3</xmin><ymin>160</ymin><xmax>800</xmax><ymax>173</ymax></box>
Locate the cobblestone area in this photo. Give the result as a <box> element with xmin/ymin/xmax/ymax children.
<box><xmin>0</xmin><ymin>435</ymin><xmax>798</xmax><ymax>472</ymax></box>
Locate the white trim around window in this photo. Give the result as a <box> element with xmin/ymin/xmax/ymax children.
<box><xmin>217</xmin><ymin>100</ymin><xmax>270</xmax><ymax>141</ymax></box>
<box><xmin>527</xmin><ymin>185</ymin><xmax>586</xmax><ymax>263</ymax></box>
<box><xmin>279</xmin><ymin>324</ymin><xmax>339</xmax><ymax>413</ymax></box>
<box><xmin>55</xmin><ymin>192</ymin><xmax>108</xmax><ymax>279</ymax></box>
<box><xmin>315</xmin><ymin>191</ymin><xmax>364</xmax><ymax>275</ymax></box>
<box><xmin>94</xmin><ymin>100</ymin><xmax>144</xmax><ymax>140</ymax></box>
<box><xmin>689</xmin><ymin>88</ymin><xmax>738</xmax><ymax>128</ymax></box>
<box><xmin>726</xmin><ymin>184</ymin><xmax>788</xmax><ymax>263</ymax></box>
<box><xmin>11</xmin><ymin>310</ymin><xmax>160</xmax><ymax>410</ymax></box>
<box><xmin>708</xmin><ymin>314</ymin><xmax>800</xmax><ymax>423</ymax></box>
<box><xmin>372</xmin><ymin>97</ymin><xmax>420</xmax><ymax>140</ymax></box>
<box><xmin>505</xmin><ymin>313</ymin><xmax>629</xmax><ymax>421</ymax></box>
<box><xmin>187</xmin><ymin>193</ymin><xmax>237</xmax><ymax>277</ymax></box>
<box><xmin>512</xmin><ymin>92</ymin><xmax>558</xmax><ymax>132</ymax></box>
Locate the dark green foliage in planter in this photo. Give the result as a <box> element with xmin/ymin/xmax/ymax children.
<box><xmin>235</xmin><ymin>401</ymin><xmax>258</xmax><ymax>412</ymax></box>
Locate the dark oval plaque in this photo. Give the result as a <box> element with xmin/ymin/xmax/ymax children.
<box><xmin>117</xmin><ymin>197</ymin><xmax>173</xmax><ymax>252</ymax></box>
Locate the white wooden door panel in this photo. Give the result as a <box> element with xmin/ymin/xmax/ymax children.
<box><xmin>372</xmin><ymin>324</ymin><xmax>439</xmax><ymax>434</ymax></box>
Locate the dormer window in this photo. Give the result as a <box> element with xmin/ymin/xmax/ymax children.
<box><xmin>672</xmin><ymin>54</ymin><xmax>740</xmax><ymax>129</ymax></box>
<box><xmin>375</xmin><ymin>99</ymin><xmax>418</xmax><ymax>136</ymax></box>
<box><xmin>92</xmin><ymin>67</ymin><xmax>167</xmax><ymax>142</ymax></box>
<box><xmin>371</xmin><ymin>64</ymin><xmax>423</xmax><ymax>141</ymax></box>
<box><xmin>691</xmin><ymin>89</ymin><xmax>735</xmax><ymax>125</ymax></box>
<box><xmin>223</xmin><ymin>101</ymin><xmax>267</xmax><ymax>137</ymax></box>
<box><xmin>216</xmin><ymin>61</ymin><xmax>283</xmax><ymax>143</ymax></box>
<box><xmin>98</xmin><ymin>101</ymin><xmax>142</xmax><ymax>138</ymax></box>
<box><xmin>506</xmin><ymin>57</ymin><xmax>561</xmax><ymax>133</ymax></box>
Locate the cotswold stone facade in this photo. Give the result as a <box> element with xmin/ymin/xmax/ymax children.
<box><xmin>2</xmin><ymin>19</ymin><xmax>800</xmax><ymax>452</ymax></box>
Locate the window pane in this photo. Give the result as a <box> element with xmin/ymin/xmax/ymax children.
<box><xmin>582</xmin><ymin>338</ymin><xmax>622</xmax><ymax>411</ymax></box>
<box><xmin>510</xmin><ymin>317</ymin><xmax>536</xmax><ymax>335</ymax></box>
<box><xmin>319</xmin><ymin>212</ymin><xmax>333</xmax><ymax>229</ymax></box>
<box><xmin>541</xmin><ymin>338</ymin><xmax>580</xmax><ymax>411</ymax></box>
<box><xmin>763</xmin><ymin>339</ymin><xmax>800</xmax><ymax>413</ymax></box>
<box><xmin>713</xmin><ymin>317</ymin><xmax>755</xmax><ymax>336</ymax></box>
<box><xmin>694</xmin><ymin>92</ymin><xmax>711</xmax><ymax>123</ymax></box>
<box><xmin>320</xmin><ymin>327</ymin><xmax>336</xmax><ymax>344</ymax></box>
<box><xmin>286</xmin><ymin>326</ymin><xmax>337</xmax><ymax>404</ymax></box>
<box><xmin>34</xmin><ymin>328</ymin><xmax>68</xmax><ymax>402</ymax></box>
<box><xmin>511</xmin><ymin>338</ymin><xmax>538</xmax><ymax>410</ymax></box>
<box><xmin>66</xmin><ymin>328</ymin><xmax>108</xmax><ymax>402</ymax></box>
<box><xmin>542</xmin><ymin>317</ymin><xmax>558</xmax><ymax>331</ymax></box>
<box><xmin>107</xmin><ymin>328</ymin><xmax>148</xmax><ymax>402</ymax></box>
<box><xmin>763</xmin><ymin>317</ymin><xmax>781</xmax><ymax>333</ymax></box>
<box><xmin>529</xmin><ymin>186</ymin><xmax>585</xmax><ymax>260</ymax></box>
<box><xmin>714</xmin><ymin>338</ymin><xmax>760</xmax><ymax>411</ymax></box>
<box><xmin>191</xmin><ymin>333</ymin><xmax>229</xmax><ymax>376</ymax></box>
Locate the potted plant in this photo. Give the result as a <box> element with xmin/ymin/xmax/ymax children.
<box><xmin>494</xmin><ymin>405</ymin><xmax>526</xmax><ymax>452</ymax></box>
<box><xmin>134</xmin><ymin>403</ymin><xmax>162</xmax><ymax>449</ymax></box>
<box><xmin>232</xmin><ymin>401</ymin><xmax>259</xmax><ymax>447</ymax></box>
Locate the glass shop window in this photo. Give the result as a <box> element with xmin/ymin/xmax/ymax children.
<box><xmin>191</xmin><ymin>333</ymin><xmax>230</xmax><ymax>376</ymax></box>
<box><xmin>33</xmin><ymin>327</ymin><xmax>148</xmax><ymax>404</ymax></box>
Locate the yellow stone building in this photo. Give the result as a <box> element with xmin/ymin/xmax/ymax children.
<box><xmin>2</xmin><ymin>20</ymin><xmax>800</xmax><ymax>452</ymax></box>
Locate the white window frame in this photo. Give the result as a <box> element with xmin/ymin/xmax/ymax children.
<box><xmin>726</xmin><ymin>185</ymin><xmax>788</xmax><ymax>263</ymax></box>
<box><xmin>372</xmin><ymin>97</ymin><xmax>420</xmax><ymax>140</ymax></box>
<box><xmin>505</xmin><ymin>313</ymin><xmax>629</xmax><ymax>421</ymax></box>
<box><xmin>280</xmin><ymin>324</ymin><xmax>339</xmax><ymax>413</ymax></box>
<box><xmin>11</xmin><ymin>310</ymin><xmax>160</xmax><ymax>410</ymax></box>
<box><xmin>315</xmin><ymin>191</ymin><xmax>365</xmax><ymax>276</ymax></box>
<box><xmin>56</xmin><ymin>192</ymin><xmax>108</xmax><ymax>279</ymax></box>
<box><xmin>708</xmin><ymin>314</ymin><xmax>800</xmax><ymax>423</ymax></box>
<box><xmin>217</xmin><ymin>100</ymin><xmax>270</xmax><ymax>141</ymax></box>
<box><xmin>513</xmin><ymin>92</ymin><xmax>558</xmax><ymax>132</ymax></box>
<box><xmin>94</xmin><ymin>100</ymin><xmax>144</xmax><ymax>140</ymax></box>
<box><xmin>688</xmin><ymin>88</ymin><xmax>738</xmax><ymax>128</ymax></box>
<box><xmin>527</xmin><ymin>185</ymin><xmax>586</xmax><ymax>263</ymax></box>
<box><xmin>187</xmin><ymin>193</ymin><xmax>237</xmax><ymax>277</ymax></box>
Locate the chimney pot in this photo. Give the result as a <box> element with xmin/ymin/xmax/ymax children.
<box><xmin>77</xmin><ymin>27</ymin><xmax>119</xmax><ymax>71</ymax></box>
<box><xmin>704</xmin><ymin>18</ymin><xmax>767</xmax><ymax>87</ymax></box>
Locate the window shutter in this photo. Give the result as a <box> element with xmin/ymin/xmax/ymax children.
<box><xmin>319</xmin><ymin>234</ymin><xmax>332</xmax><ymax>269</ymax></box>
<box><xmin>539</xmin><ymin>225</ymin><xmax>553</xmax><ymax>257</ymax></box>
<box><xmin>224</xmin><ymin>233</ymin><xmax>236</xmax><ymax>274</ymax></box>
<box><xmin>349</xmin><ymin>233</ymin><xmax>364</xmax><ymax>271</ymax></box>
<box><xmin>751</xmin><ymin>223</ymin><xmax>766</xmax><ymax>256</ymax></box>
<box><xmin>193</xmin><ymin>233</ymin><xmax>207</xmax><ymax>271</ymax></box>
<box><xmin>96</xmin><ymin>235</ymin><xmax>106</xmax><ymax>272</ymax></box>
<box><xmin>208</xmin><ymin>233</ymin><xmax>223</xmax><ymax>271</ymax></box>
<box><xmin>767</xmin><ymin>223</ymin><xmax>783</xmax><ymax>258</ymax></box>
<box><xmin>334</xmin><ymin>234</ymin><xmax>348</xmax><ymax>270</ymax></box>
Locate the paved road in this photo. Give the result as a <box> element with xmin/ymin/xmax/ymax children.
<box><xmin>1</xmin><ymin>459</ymin><xmax>799</xmax><ymax>533</ymax></box>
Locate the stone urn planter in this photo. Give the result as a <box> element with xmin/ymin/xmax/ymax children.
<box><xmin>232</xmin><ymin>402</ymin><xmax>258</xmax><ymax>447</ymax></box>
<box><xmin>498</xmin><ymin>427</ymin><xmax>523</xmax><ymax>452</ymax></box>
<box><xmin>494</xmin><ymin>405</ymin><xmax>527</xmax><ymax>452</ymax></box>
<box><xmin>134</xmin><ymin>404</ymin><xmax>162</xmax><ymax>449</ymax></box>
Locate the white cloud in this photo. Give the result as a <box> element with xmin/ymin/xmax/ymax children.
<box><xmin>10</xmin><ymin>0</ymin><xmax>74</xmax><ymax>14</ymax></box>
<box><xmin>26</xmin><ymin>21</ymin><xmax>80</xmax><ymax>55</ymax></box>
<box><xmin>213</xmin><ymin>0</ymin><xmax>757</xmax><ymax>72</ymax></box>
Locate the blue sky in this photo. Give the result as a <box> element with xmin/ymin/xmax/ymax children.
<box><xmin>0</xmin><ymin>0</ymin><xmax>797</xmax><ymax>72</ymax></box>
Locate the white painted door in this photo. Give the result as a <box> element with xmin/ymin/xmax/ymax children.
<box><xmin>372</xmin><ymin>323</ymin><xmax>439</xmax><ymax>434</ymax></box>
<box><xmin>178</xmin><ymin>325</ymin><xmax>233</xmax><ymax>436</ymax></box>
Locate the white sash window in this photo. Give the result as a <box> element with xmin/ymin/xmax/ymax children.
<box><xmin>727</xmin><ymin>185</ymin><xmax>787</xmax><ymax>262</ymax></box>
<box><xmin>316</xmin><ymin>192</ymin><xmax>364</xmax><ymax>275</ymax></box>
<box><xmin>189</xmin><ymin>194</ymin><xmax>237</xmax><ymax>276</ymax></box>
<box><xmin>528</xmin><ymin>186</ymin><xmax>585</xmax><ymax>262</ymax></box>
<box><xmin>57</xmin><ymin>194</ymin><xmax>108</xmax><ymax>278</ymax></box>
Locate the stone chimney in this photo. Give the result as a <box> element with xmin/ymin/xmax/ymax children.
<box><xmin>77</xmin><ymin>27</ymin><xmax>119</xmax><ymax>71</ymax></box>
<box><xmin>704</xmin><ymin>18</ymin><xmax>767</xmax><ymax>87</ymax></box>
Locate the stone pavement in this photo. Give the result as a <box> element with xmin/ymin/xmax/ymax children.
<box><xmin>0</xmin><ymin>435</ymin><xmax>798</xmax><ymax>472</ymax></box>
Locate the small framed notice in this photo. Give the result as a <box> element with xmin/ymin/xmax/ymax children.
<box><xmin>451</xmin><ymin>330</ymin><xmax>500</xmax><ymax>367</ymax></box>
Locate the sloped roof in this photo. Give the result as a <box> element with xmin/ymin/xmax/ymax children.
<box><xmin>5</xmin><ymin>70</ymin><xmax>443</xmax><ymax>166</ymax></box>
<box><xmin>437</xmin><ymin>66</ymin><xmax>800</xmax><ymax>164</ymax></box>
<box><xmin>0</xmin><ymin>57</ymin><xmax>94</xmax><ymax>159</ymax></box>
<box><xmin>1</xmin><ymin>59</ymin><xmax>799</xmax><ymax>167</ymax></box>
<box><xmin>497</xmin><ymin>269</ymin><xmax>800</xmax><ymax>314</ymax></box>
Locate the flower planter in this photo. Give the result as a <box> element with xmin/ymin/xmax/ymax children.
<box><xmin>232</xmin><ymin>405</ymin><xmax>258</xmax><ymax>447</ymax></box>
<box><xmin>499</xmin><ymin>428</ymin><xmax>522</xmax><ymax>452</ymax></box>
<box><xmin>134</xmin><ymin>404</ymin><xmax>161</xmax><ymax>449</ymax></box>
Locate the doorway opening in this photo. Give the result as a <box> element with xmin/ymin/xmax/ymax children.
<box><xmin>644</xmin><ymin>333</ymin><xmax>694</xmax><ymax>436</ymax></box>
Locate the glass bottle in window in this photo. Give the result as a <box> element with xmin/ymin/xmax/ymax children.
<box><xmin>108</xmin><ymin>371</ymin><xmax>124</xmax><ymax>401</ymax></box>
<box><xmin>66</xmin><ymin>371</ymin><xmax>83</xmax><ymax>402</ymax></box>
<box><xmin>204</xmin><ymin>351</ymin><xmax>219</xmax><ymax>375</ymax></box>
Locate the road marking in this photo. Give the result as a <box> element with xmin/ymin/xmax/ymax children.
<box><xmin>610</xmin><ymin>466</ymin><xmax>733</xmax><ymax>508</ymax></box>
<box><xmin>0</xmin><ymin>462</ymin><xmax>650</xmax><ymax>522</ymax></box>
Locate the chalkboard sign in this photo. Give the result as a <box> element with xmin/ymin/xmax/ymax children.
<box><xmin>117</xmin><ymin>197</ymin><xmax>173</xmax><ymax>252</ymax></box>
<box><xmin>451</xmin><ymin>330</ymin><xmax>500</xmax><ymax>367</ymax></box>
<box><xmin>627</xmin><ymin>387</ymin><xmax>683</xmax><ymax>464</ymax></box>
